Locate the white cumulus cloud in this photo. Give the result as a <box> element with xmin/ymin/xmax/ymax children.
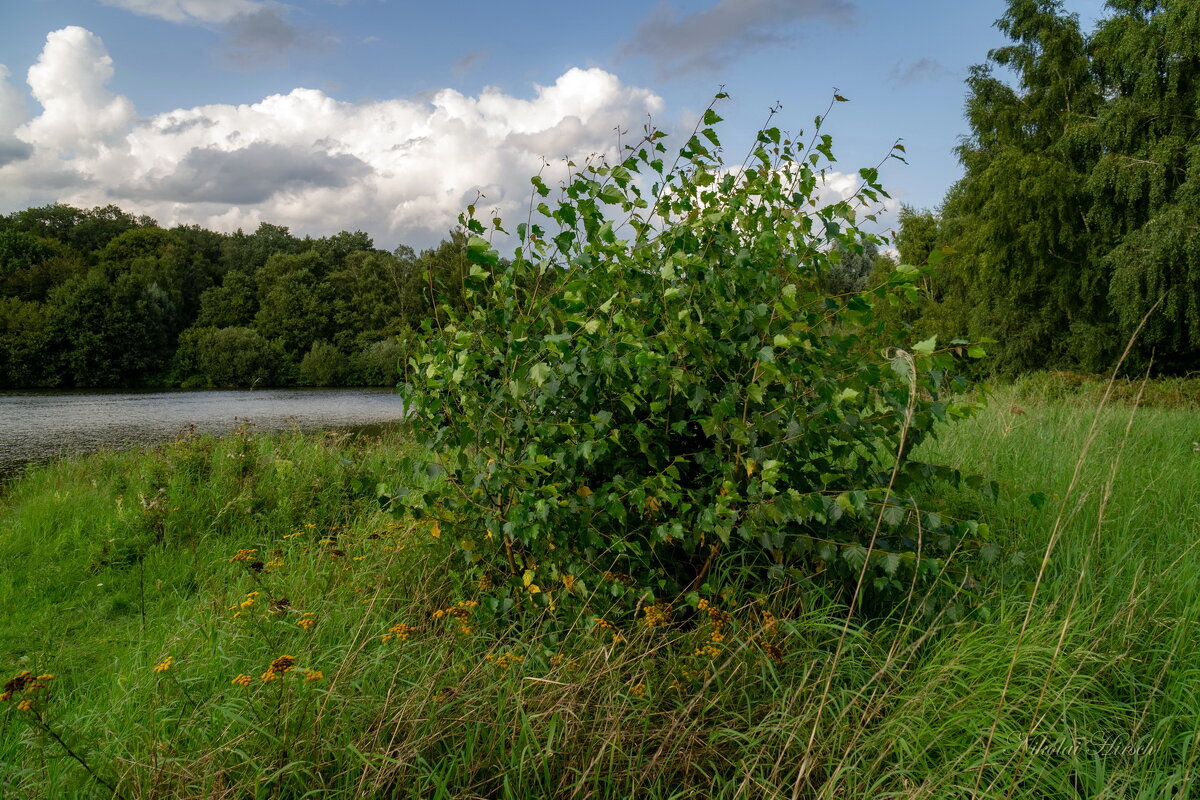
<box><xmin>1</xmin><ymin>27</ymin><xmax>665</xmax><ymax>248</ymax></box>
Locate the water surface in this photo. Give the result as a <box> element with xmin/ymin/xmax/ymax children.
<box><xmin>0</xmin><ymin>388</ymin><xmax>405</xmax><ymax>478</ymax></box>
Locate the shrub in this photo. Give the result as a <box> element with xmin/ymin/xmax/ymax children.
<box><xmin>174</xmin><ymin>326</ymin><xmax>281</xmax><ymax>388</ymax></box>
<box><xmin>298</xmin><ymin>340</ymin><xmax>349</xmax><ymax>387</ymax></box>
<box><xmin>350</xmin><ymin>335</ymin><xmax>410</xmax><ymax>386</ymax></box>
<box><xmin>404</xmin><ymin>97</ymin><xmax>991</xmax><ymax>611</ymax></box>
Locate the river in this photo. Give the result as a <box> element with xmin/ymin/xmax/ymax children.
<box><xmin>0</xmin><ymin>388</ymin><xmax>406</xmax><ymax>479</ymax></box>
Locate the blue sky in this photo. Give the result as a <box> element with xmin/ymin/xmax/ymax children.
<box><xmin>0</xmin><ymin>0</ymin><xmax>1110</xmax><ymax>249</ymax></box>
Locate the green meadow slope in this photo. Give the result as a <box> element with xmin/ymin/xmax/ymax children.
<box><xmin>1</xmin><ymin>386</ymin><xmax>1198</xmax><ymax>799</ymax></box>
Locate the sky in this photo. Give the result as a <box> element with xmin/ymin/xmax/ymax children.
<box><xmin>0</xmin><ymin>0</ymin><xmax>1111</xmax><ymax>251</ymax></box>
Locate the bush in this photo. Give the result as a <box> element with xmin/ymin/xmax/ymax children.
<box><xmin>174</xmin><ymin>326</ymin><xmax>281</xmax><ymax>388</ymax></box>
<box><xmin>297</xmin><ymin>340</ymin><xmax>350</xmax><ymax>386</ymax></box>
<box><xmin>298</xmin><ymin>340</ymin><xmax>349</xmax><ymax>387</ymax></box>
<box><xmin>350</xmin><ymin>336</ymin><xmax>410</xmax><ymax>386</ymax></box>
<box><xmin>404</xmin><ymin>98</ymin><xmax>992</xmax><ymax>611</ymax></box>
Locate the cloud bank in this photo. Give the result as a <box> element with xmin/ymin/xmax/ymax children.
<box><xmin>623</xmin><ymin>0</ymin><xmax>857</xmax><ymax>73</ymax></box>
<box><xmin>0</xmin><ymin>27</ymin><xmax>666</xmax><ymax>247</ymax></box>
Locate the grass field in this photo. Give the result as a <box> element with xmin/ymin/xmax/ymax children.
<box><xmin>1</xmin><ymin>384</ymin><xmax>1198</xmax><ymax>798</ymax></box>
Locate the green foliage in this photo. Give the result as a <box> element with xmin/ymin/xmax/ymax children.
<box><xmin>406</xmin><ymin>101</ymin><xmax>988</xmax><ymax>609</ymax></box>
<box><xmin>173</xmin><ymin>326</ymin><xmax>282</xmax><ymax>388</ymax></box>
<box><xmin>0</xmin><ymin>199</ymin><xmax>491</xmax><ymax>388</ymax></box>
<box><xmin>930</xmin><ymin>0</ymin><xmax>1200</xmax><ymax>374</ymax></box>
<box><xmin>350</xmin><ymin>336</ymin><xmax>410</xmax><ymax>386</ymax></box>
<box><xmin>46</xmin><ymin>269</ymin><xmax>176</xmax><ymax>387</ymax></box>
<box><xmin>298</xmin><ymin>340</ymin><xmax>349</xmax><ymax>387</ymax></box>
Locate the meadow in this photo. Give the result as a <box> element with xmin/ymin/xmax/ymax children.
<box><xmin>0</xmin><ymin>379</ymin><xmax>1197</xmax><ymax>799</ymax></box>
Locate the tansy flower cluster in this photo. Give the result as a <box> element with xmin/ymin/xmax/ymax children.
<box><xmin>154</xmin><ymin>656</ymin><xmax>174</xmax><ymax>673</ymax></box>
<box><xmin>1</xmin><ymin>671</ymin><xmax>54</xmax><ymax>711</ymax></box>
<box><xmin>642</xmin><ymin>603</ymin><xmax>672</xmax><ymax>628</ymax></box>
<box><xmin>297</xmin><ymin>613</ymin><xmax>317</xmax><ymax>631</ymax></box>
<box><xmin>432</xmin><ymin>601</ymin><xmax>478</xmax><ymax>635</ymax></box>
<box><xmin>382</xmin><ymin>623</ymin><xmax>416</xmax><ymax>643</ymax></box>
<box><xmin>756</xmin><ymin>606</ymin><xmax>785</xmax><ymax>664</ymax></box>
<box><xmin>484</xmin><ymin>651</ymin><xmax>523</xmax><ymax>669</ymax></box>
<box><xmin>229</xmin><ymin>591</ymin><xmax>260</xmax><ymax>616</ymax></box>
<box><xmin>261</xmin><ymin>655</ymin><xmax>296</xmax><ymax>683</ymax></box>
<box><xmin>593</xmin><ymin>617</ymin><xmax>624</xmax><ymax>644</ymax></box>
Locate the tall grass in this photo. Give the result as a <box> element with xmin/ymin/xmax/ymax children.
<box><xmin>1</xmin><ymin>389</ymin><xmax>1198</xmax><ymax>798</ymax></box>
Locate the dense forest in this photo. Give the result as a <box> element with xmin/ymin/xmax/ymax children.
<box><xmin>895</xmin><ymin>0</ymin><xmax>1200</xmax><ymax>376</ymax></box>
<box><xmin>0</xmin><ymin>205</ymin><xmax>473</xmax><ymax>389</ymax></box>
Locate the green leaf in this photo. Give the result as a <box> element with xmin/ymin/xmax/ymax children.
<box><xmin>703</xmin><ymin>108</ymin><xmax>723</xmax><ymax>125</ymax></box>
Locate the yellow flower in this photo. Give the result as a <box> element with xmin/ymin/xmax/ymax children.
<box><xmin>231</xmin><ymin>674</ymin><xmax>252</xmax><ymax>687</ymax></box>
<box><xmin>304</xmin><ymin>670</ymin><xmax>324</xmax><ymax>682</ymax></box>
<box><xmin>485</xmin><ymin>651</ymin><xmax>524</xmax><ymax>669</ymax></box>
<box><xmin>642</xmin><ymin>603</ymin><xmax>672</xmax><ymax>628</ymax></box>
<box><xmin>16</xmin><ymin>699</ymin><xmax>32</xmax><ymax>712</ymax></box>
<box><xmin>630</xmin><ymin>683</ymin><xmax>646</xmax><ymax>698</ymax></box>
<box><xmin>382</xmin><ymin>623</ymin><xmax>415</xmax><ymax>643</ymax></box>
<box><xmin>298</xmin><ymin>615</ymin><xmax>316</xmax><ymax>631</ymax></box>
<box><xmin>154</xmin><ymin>656</ymin><xmax>173</xmax><ymax>673</ymax></box>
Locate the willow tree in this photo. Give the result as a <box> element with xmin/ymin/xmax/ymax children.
<box><xmin>938</xmin><ymin>0</ymin><xmax>1104</xmax><ymax>373</ymax></box>
<box><xmin>1090</xmin><ymin>0</ymin><xmax>1200</xmax><ymax>371</ymax></box>
<box><xmin>933</xmin><ymin>0</ymin><xmax>1200</xmax><ymax>374</ymax></box>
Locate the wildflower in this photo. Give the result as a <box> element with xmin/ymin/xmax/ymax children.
<box><xmin>485</xmin><ymin>651</ymin><xmax>523</xmax><ymax>669</ymax></box>
<box><xmin>642</xmin><ymin>603</ymin><xmax>672</xmax><ymax>628</ymax></box>
<box><xmin>154</xmin><ymin>656</ymin><xmax>173</xmax><ymax>673</ymax></box>
<box><xmin>298</xmin><ymin>614</ymin><xmax>317</xmax><ymax>631</ymax></box>
<box><xmin>264</xmin><ymin>559</ymin><xmax>284</xmax><ymax>569</ymax></box>
<box><xmin>0</xmin><ymin>693</ymin><xmax>9</xmax><ymax>702</ymax></box>
<box><xmin>261</xmin><ymin>655</ymin><xmax>296</xmax><ymax>682</ymax></box>
<box><xmin>229</xmin><ymin>549</ymin><xmax>258</xmax><ymax>563</ymax></box>
<box><xmin>630</xmin><ymin>683</ymin><xmax>646</xmax><ymax>698</ymax></box>
<box><xmin>304</xmin><ymin>670</ymin><xmax>324</xmax><ymax>682</ymax></box>
<box><xmin>432</xmin><ymin>601</ymin><xmax>478</xmax><ymax>635</ymax></box>
<box><xmin>16</xmin><ymin>700</ymin><xmax>32</xmax><ymax>712</ymax></box>
<box><xmin>231</xmin><ymin>674</ymin><xmax>253</xmax><ymax>688</ymax></box>
<box><xmin>269</xmin><ymin>597</ymin><xmax>290</xmax><ymax>615</ymax></box>
<box><xmin>593</xmin><ymin>617</ymin><xmax>624</xmax><ymax>644</ymax></box>
<box><xmin>382</xmin><ymin>623</ymin><xmax>415</xmax><ymax>643</ymax></box>
<box><xmin>760</xmin><ymin>641</ymin><xmax>784</xmax><ymax>664</ymax></box>
<box><xmin>3</xmin><ymin>671</ymin><xmax>33</xmax><ymax>694</ymax></box>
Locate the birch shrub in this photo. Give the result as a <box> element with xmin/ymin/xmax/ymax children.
<box><xmin>403</xmin><ymin>98</ymin><xmax>992</xmax><ymax>613</ymax></box>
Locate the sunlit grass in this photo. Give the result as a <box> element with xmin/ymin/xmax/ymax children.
<box><xmin>1</xmin><ymin>388</ymin><xmax>1198</xmax><ymax>798</ymax></box>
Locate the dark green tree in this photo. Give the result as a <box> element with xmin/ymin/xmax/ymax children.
<box><xmin>1090</xmin><ymin>0</ymin><xmax>1200</xmax><ymax>370</ymax></box>
<box><xmin>937</xmin><ymin>0</ymin><xmax>1104</xmax><ymax>373</ymax></box>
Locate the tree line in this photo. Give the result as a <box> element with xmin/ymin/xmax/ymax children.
<box><xmin>895</xmin><ymin>0</ymin><xmax>1200</xmax><ymax>376</ymax></box>
<box><xmin>0</xmin><ymin>204</ymin><xmax>474</xmax><ymax>389</ymax></box>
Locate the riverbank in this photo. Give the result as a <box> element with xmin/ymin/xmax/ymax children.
<box><xmin>1</xmin><ymin>388</ymin><xmax>1198</xmax><ymax>797</ymax></box>
<box><xmin>0</xmin><ymin>387</ymin><xmax>405</xmax><ymax>480</ymax></box>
